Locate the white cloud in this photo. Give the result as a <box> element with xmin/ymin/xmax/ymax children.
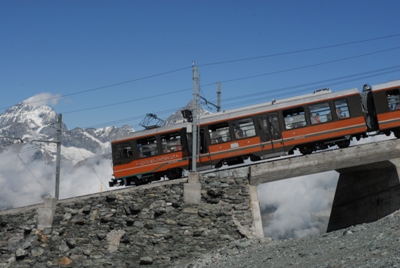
<box><xmin>22</xmin><ymin>92</ymin><xmax>62</xmax><ymax>108</ymax></box>
<box><xmin>257</xmin><ymin>171</ymin><xmax>338</xmax><ymax>240</ymax></box>
<box><xmin>0</xmin><ymin>144</ymin><xmax>112</xmax><ymax>210</ymax></box>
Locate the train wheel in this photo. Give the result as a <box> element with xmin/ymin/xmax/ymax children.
<box><xmin>167</xmin><ymin>168</ymin><xmax>182</xmax><ymax>180</ymax></box>
<box><xmin>215</xmin><ymin>161</ymin><xmax>224</xmax><ymax>168</ymax></box>
<box><xmin>250</xmin><ymin>155</ymin><xmax>261</xmax><ymax>162</ymax></box>
<box><xmin>299</xmin><ymin>145</ymin><xmax>313</xmax><ymax>155</ymax></box>
<box><xmin>394</xmin><ymin>129</ymin><xmax>400</xmax><ymax>138</ymax></box>
<box><xmin>337</xmin><ymin>139</ymin><xmax>350</xmax><ymax>148</ymax></box>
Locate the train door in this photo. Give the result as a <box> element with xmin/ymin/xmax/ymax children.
<box><xmin>256</xmin><ymin>113</ymin><xmax>283</xmax><ymax>156</ymax></box>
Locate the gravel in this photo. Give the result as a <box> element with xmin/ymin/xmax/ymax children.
<box><xmin>175</xmin><ymin>210</ymin><xmax>400</xmax><ymax>268</ymax></box>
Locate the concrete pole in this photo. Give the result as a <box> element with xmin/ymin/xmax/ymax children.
<box><xmin>192</xmin><ymin>64</ymin><xmax>199</xmax><ymax>172</ymax></box>
<box><xmin>55</xmin><ymin>114</ymin><xmax>62</xmax><ymax>200</ymax></box>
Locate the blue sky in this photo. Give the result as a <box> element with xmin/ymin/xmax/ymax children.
<box><xmin>1</xmin><ymin>0</ymin><xmax>400</xmax><ymax>130</ymax></box>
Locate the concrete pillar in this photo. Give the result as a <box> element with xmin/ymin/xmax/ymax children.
<box><xmin>37</xmin><ymin>197</ymin><xmax>57</xmax><ymax>230</ymax></box>
<box><xmin>184</xmin><ymin>172</ymin><xmax>201</xmax><ymax>204</ymax></box>
<box><xmin>248</xmin><ymin>185</ymin><xmax>264</xmax><ymax>238</ymax></box>
<box><xmin>327</xmin><ymin>160</ymin><xmax>400</xmax><ymax>232</ymax></box>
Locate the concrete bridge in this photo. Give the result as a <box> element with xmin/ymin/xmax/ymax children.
<box><xmin>29</xmin><ymin>138</ymin><xmax>400</xmax><ymax>239</ymax></box>
<box><xmin>247</xmin><ymin>138</ymin><xmax>400</xmax><ymax>232</ymax></box>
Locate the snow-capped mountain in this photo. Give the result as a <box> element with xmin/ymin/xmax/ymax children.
<box><xmin>0</xmin><ymin>102</ymin><xmax>135</xmax><ymax>210</ymax></box>
<box><xmin>0</xmin><ymin>102</ymin><xmax>134</xmax><ymax>154</ymax></box>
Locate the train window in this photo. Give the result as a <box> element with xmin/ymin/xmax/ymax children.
<box><xmin>308</xmin><ymin>102</ymin><xmax>332</xmax><ymax>125</ymax></box>
<box><xmin>233</xmin><ymin>117</ymin><xmax>255</xmax><ymax>139</ymax></box>
<box><xmin>137</xmin><ymin>137</ymin><xmax>158</xmax><ymax>158</ymax></box>
<box><xmin>283</xmin><ymin>107</ymin><xmax>306</xmax><ymax>129</ymax></box>
<box><xmin>160</xmin><ymin>132</ymin><xmax>182</xmax><ymax>153</ymax></box>
<box><xmin>113</xmin><ymin>142</ymin><xmax>132</xmax><ymax>159</ymax></box>
<box><xmin>386</xmin><ymin>89</ymin><xmax>400</xmax><ymax>111</ymax></box>
<box><xmin>334</xmin><ymin>99</ymin><xmax>350</xmax><ymax>119</ymax></box>
<box><xmin>209</xmin><ymin>122</ymin><xmax>231</xmax><ymax>144</ymax></box>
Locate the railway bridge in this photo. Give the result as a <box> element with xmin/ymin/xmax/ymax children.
<box><xmin>245</xmin><ymin>138</ymin><xmax>400</xmax><ymax>233</ymax></box>
<box><xmin>182</xmin><ymin>138</ymin><xmax>400</xmax><ymax>236</ymax></box>
<box><xmin>30</xmin><ymin>138</ymin><xmax>400</xmax><ymax>237</ymax></box>
<box><xmin>34</xmin><ymin>138</ymin><xmax>400</xmax><ymax>237</ymax></box>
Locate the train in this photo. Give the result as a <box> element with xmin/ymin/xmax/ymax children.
<box><xmin>108</xmin><ymin>79</ymin><xmax>400</xmax><ymax>187</ymax></box>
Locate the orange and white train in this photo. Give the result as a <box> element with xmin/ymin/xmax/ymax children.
<box><xmin>109</xmin><ymin>79</ymin><xmax>400</xmax><ymax>187</ymax></box>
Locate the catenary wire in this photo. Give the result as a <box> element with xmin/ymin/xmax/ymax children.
<box><xmin>197</xmin><ymin>33</ymin><xmax>400</xmax><ymax>67</ymax></box>
<box><xmin>200</xmin><ymin>47</ymin><xmax>400</xmax><ymax>88</ymax></box>
<box><xmin>0</xmin><ymin>66</ymin><xmax>192</xmax><ymax>110</ymax></box>
<box><xmin>223</xmin><ymin>67</ymin><xmax>400</xmax><ymax>108</ymax></box>
<box><xmin>221</xmin><ymin>65</ymin><xmax>400</xmax><ymax>103</ymax></box>
<box><xmin>82</xmin><ymin>65</ymin><xmax>400</xmax><ymax>129</ymax></box>
<box><xmin>61</xmin><ymin>46</ymin><xmax>400</xmax><ymax>121</ymax></box>
<box><xmin>1</xmin><ymin>33</ymin><xmax>399</xmax><ymax>111</ymax></box>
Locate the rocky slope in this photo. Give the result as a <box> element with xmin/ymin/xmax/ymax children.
<box><xmin>177</xmin><ymin>210</ymin><xmax>400</xmax><ymax>268</ymax></box>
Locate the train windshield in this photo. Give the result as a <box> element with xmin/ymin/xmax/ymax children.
<box><xmin>113</xmin><ymin>142</ymin><xmax>132</xmax><ymax>159</ymax></box>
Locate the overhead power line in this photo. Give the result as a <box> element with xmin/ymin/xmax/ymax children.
<box><xmin>198</xmin><ymin>33</ymin><xmax>400</xmax><ymax>67</ymax></box>
<box><xmin>61</xmin><ymin>88</ymin><xmax>191</xmax><ymax>114</ymax></box>
<box><xmin>0</xmin><ymin>66</ymin><xmax>192</xmax><ymax>110</ymax></box>
<box><xmin>201</xmin><ymin>46</ymin><xmax>400</xmax><ymax>87</ymax></box>
<box><xmin>83</xmin><ymin>65</ymin><xmax>400</xmax><ymax>129</ymax></box>
<box><xmin>221</xmin><ymin>65</ymin><xmax>400</xmax><ymax>103</ymax></box>
<box><xmin>223</xmin><ymin>66</ymin><xmax>400</xmax><ymax>108</ymax></box>
<box><xmin>2</xmin><ymin>33</ymin><xmax>399</xmax><ymax>111</ymax></box>
<box><xmin>61</xmin><ymin>46</ymin><xmax>400</xmax><ymax>117</ymax></box>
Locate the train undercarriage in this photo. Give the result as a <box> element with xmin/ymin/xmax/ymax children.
<box><xmin>109</xmin><ymin>168</ymin><xmax>184</xmax><ymax>187</ymax></box>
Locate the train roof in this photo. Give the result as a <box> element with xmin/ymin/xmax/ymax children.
<box><xmin>199</xmin><ymin>87</ymin><xmax>358</xmax><ymax>123</ymax></box>
<box><xmin>114</xmin><ymin>86</ymin><xmax>360</xmax><ymax>142</ymax></box>
<box><xmin>371</xmin><ymin>79</ymin><xmax>400</xmax><ymax>91</ymax></box>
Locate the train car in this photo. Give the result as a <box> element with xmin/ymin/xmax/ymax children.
<box><xmin>109</xmin><ymin>124</ymin><xmax>190</xmax><ymax>187</ymax></box>
<box><xmin>109</xmin><ymin>84</ymin><xmax>370</xmax><ymax>187</ymax></box>
<box><xmin>362</xmin><ymin>80</ymin><xmax>400</xmax><ymax>137</ymax></box>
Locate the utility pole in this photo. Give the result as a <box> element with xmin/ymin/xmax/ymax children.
<box><xmin>32</xmin><ymin>113</ymin><xmax>63</xmax><ymax>200</ymax></box>
<box><xmin>192</xmin><ymin>63</ymin><xmax>199</xmax><ymax>172</ymax></box>
<box><xmin>55</xmin><ymin>114</ymin><xmax>62</xmax><ymax>200</ymax></box>
<box><xmin>198</xmin><ymin>84</ymin><xmax>221</xmax><ymax>112</ymax></box>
